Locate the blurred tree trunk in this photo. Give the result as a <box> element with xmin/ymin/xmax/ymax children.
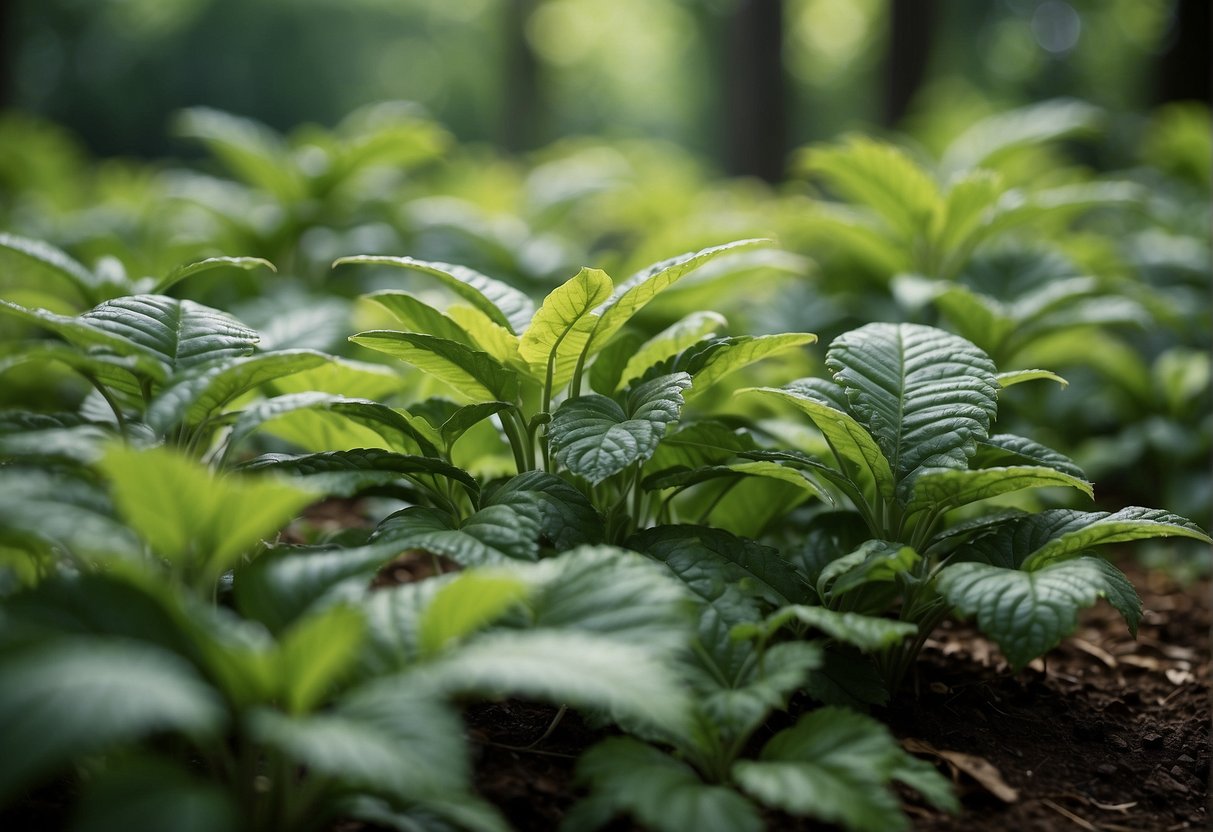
<box><xmin>501</xmin><ymin>0</ymin><xmax>542</xmax><ymax>152</ymax></box>
<box><xmin>725</xmin><ymin>0</ymin><xmax>786</xmax><ymax>182</ymax></box>
<box><xmin>1154</xmin><ymin>0</ymin><xmax>1211</xmax><ymax>105</ymax></box>
<box><xmin>883</xmin><ymin>0</ymin><xmax>937</xmax><ymax>128</ymax></box>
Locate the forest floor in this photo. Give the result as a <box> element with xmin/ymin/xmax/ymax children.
<box><xmin>455</xmin><ymin>560</ymin><xmax>1210</xmax><ymax>832</ymax></box>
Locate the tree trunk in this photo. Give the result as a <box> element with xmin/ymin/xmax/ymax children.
<box><xmin>883</xmin><ymin>0</ymin><xmax>937</xmax><ymax>128</ymax></box>
<box><xmin>725</xmin><ymin>0</ymin><xmax>786</xmax><ymax>182</ymax></box>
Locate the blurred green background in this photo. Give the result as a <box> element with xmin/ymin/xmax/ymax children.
<box><xmin>1</xmin><ymin>0</ymin><xmax>1206</xmax><ymax>175</ymax></box>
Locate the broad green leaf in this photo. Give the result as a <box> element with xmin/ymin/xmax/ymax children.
<box><xmin>1019</xmin><ymin>507</ymin><xmax>1212</xmax><ymax>571</ymax></box>
<box><xmin>937</xmin><ymin>557</ymin><xmax>1142</xmax><ymax>669</ymax></box>
<box><xmin>738</xmin><ymin>381</ymin><xmax>894</xmax><ymax>502</ymax></box>
<box><xmin>520</xmin><ymin>546</ymin><xmax>692</xmax><ymax>651</ymax></box>
<box><xmin>973</xmin><ymin>434</ymin><xmax>1086</xmax><ymax>479</ymax></box>
<box><xmin>941</xmin><ymin>98</ymin><xmax>1102</xmax><ymax>174</ymax></box>
<box><xmin>81</xmin><ymin>295</ymin><xmax>261</xmax><ymax>373</ymax></box>
<box><xmin>566</xmin><ymin>738</ymin><xmax>762</xmax><ymax>832</ymax></box>
<box><xmin>374</xmin><ymin>503</ymin><xmax>541</xmax><ymax>565</ymax></box>
<box><xmin>270</xmin><ymin>356</ymin><xmax>401</xmax><ymax>399</ymax></box>
<box><xmin>483</xmin><ymin>471</ymin><xmax>604</xmax><ymax>549</ymax></box>
<box><xmin>417</xmin><ymin>570</ymin><xmax>529</xmax><ymax>657</ymax></box>
<box><xmin>643</xmin><ymin>460</ymin><xmax>822</xmax><ymax>497</ymax></box>
<box><xmin>930</xmin><ymin>285</ymin><xmax>1013</xmax><ymax>355</ymax></box>
<box><xmin>817</xmin><ymin>540</ymin><xmax>919</xmax><ymax>600</ymax></box>
<box><xmin>240</xmin><ymin>448</ymin><xmax>476</xmax><ymax>500</ymax></box>
<box><xmin>929</xmin><ymin>170</ymin><xmax>1003</xmax><ymax>271</ymax></box>
<box><xmin>997</xmin><ymin>369</ymin><xmax>1068</xmax><ymax>388</ymax></box>
<box><xmin>146</xmin><ymin>349</ymin><xmax>329</xmax><ymax>431</ymax></box>
<box><xmin>0</xmin><ymin>340</ymin><xmax>167</xmax><ymax>396</ymax></box>
<box><xmin>277</xmin><ymin>604</ymin><xmax>366</xmax><ymax>713</ymax></box>
<box><xmin>366</xmin><ymin>291</ymin><xmax>475</xmax><ymax>344</ymax></box>
<box><xmin>519</xmin><ymin>267</ymin><xmax>613</xmax><ymax>390</ymax></box>
<box><xmin>904</xmin><ymin>465</ymin><xmax>1092</xmax><ymax>519</ymax></box>
<box><xmin>228</xmin><ymin>393</ymin><xmax>440</xmax><ymax>457</ymax></box>
<box><xmin>438</xmin><ymin>401</ymin><xmax>512</xmax><ymax>451</ymax></box>
<box><xmin>446</xmin><ymin>305</ymin><xmax>525</xmax><ymax>367</ymax></box>
<box><xmin>235</xmin><ymin>540</ymin><xmax>404</xmax><ymax>633</ymax></box>
<box><xmin>0</xmin><ymin>639</ymin><xmax>226</xmax><ymax>801</ymax></box>
<box><xmin>550</xmin><ymin>372</ymin><xmax>692</xmax><ymax>484</ymax></box>
<box><xmin>827</xmin><ymin>323</ymin><xmax>999</xmax><ymax>483</ymax></box>
<box><xmin>646</xmin><ymin>420</ymin><xmax>758</xmax><ymax>473</ymax></box>
<box><xmin>174</xmin><ymin>107</ymin><xmax>305</xmax><ymax>200</ymax></box>
<box><xmin>0</xmin><ymin>300</ymin><xmax>162</xmax><ymax>368</ymax></box>
<box><xmin>154</xmin><ymin>256</ymin><xmax>275</xmax><ymax>294</ymax></box>
<box><xmin>734</xmin><ymin>707</ymin><xmax>938</xmax><ymax>832</ymax></box>
<box><xmin>0</xmin><ymin>231</ymin><xmax>99</xmax><ymax>307</ymax></box>
<box><xmin>413</xmin><ymin>629</ymin><xmax>692</xmax><ymax>732</ymax></box>
<box><xmin>588</xmin><ymin>329</ymin><xmax>645</xmax><ymax>394</ymax></box>
<box><xmin>801</xmin><ymin>137</ymin><xmax>942</xmax><ymax>241</ymax></box>
<box><xmin>248</xmin><ymin>692</ymin><xmax>467</xmax><ymax>802</ymax></box>
<box><xmin>734</xmin><ymin>605</ymin><xmax>917</xmax><ymax>653</ymax></box>
<box><xmin>587</xmin><ymin>239</ymin><xmax>770</xmax><ymax>355</ymax></box>
<box><xmin>336</xmin><ymin>256</ymin><xmax>534</xmax><ymax>333</ymax></box>
<box><xmin>683</xmin><ymin>333</ymin><xmax>817</xmax><ymax>401</ymax></box>
<box><xmin>100</xmin><ymin>444</ymin><xmax>316</xmax><ymax>581</ymax></box>
<box><xmin>617</xmin><ymin>311</ymin><xmax>727</xmax><ymax>390</ymax></box>
<box><xmin>349</xmin><ymin>331</ymin><xmax>519</xmax><ymax>403</ymax></box>
<box><xmin>74</xmin><ymin>757</ymin><xmax>239</xmax><ymax>832</ymax></box>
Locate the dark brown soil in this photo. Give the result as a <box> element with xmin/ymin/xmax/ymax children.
<box><xmin>462</xmin><ymin>564</ymin><xmax>1210</xmax><ymax>832</ymax></box>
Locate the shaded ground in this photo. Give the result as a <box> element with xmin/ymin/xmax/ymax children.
<box><xmin>464</xmin><ymin>563</ymin><xmax>1210</xmax><ymax>831</ymax></box>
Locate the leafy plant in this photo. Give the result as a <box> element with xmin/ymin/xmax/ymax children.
<box><xmin>740</xmin><ymin>322</ymin><xmax>1210</xmax><ymax>684</ymax></box>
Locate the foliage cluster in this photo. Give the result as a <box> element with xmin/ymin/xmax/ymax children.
<box><xmin>0</xmin><ymin>99</ymin><xmax>1208</xmax><ymax>830</ymax></box>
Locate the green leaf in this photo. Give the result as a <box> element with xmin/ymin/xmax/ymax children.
<box><xmin>270</xmin><ymin>356</ymin><xmax>402</xmax><ymax>399</ymax></box>
<box><xmin>240</xmin><ymin>448</ymin><xmax>476</xmax><ymax>500</ymax></box>
<box><xmin>738</xmin><ymin>380</ymin><xmax>894</xmax><ymax>503</ymax></box>
<box><xmin>349</xmin><ymin>331</ymin><xmax>519</xmax><ymax>403</ymax></box>
<box><xmin>1019</xmin><ymin>507</ymin><xmax>1211</xmax><ymax>571</ymax></box>
<box><xmin>483</xmin><ymin>471</ymin><xmax>605</xmax><ymax>549</ymax></box>
<box><xmin>174</xmin><ymin>107</ymin><xmax>304</xmax><ymax>200</ymax></box>
<box><xmin>941</xmin><ymin>98</ymin><xmax>1102</xmax><ymax>174</ymax></box>
<box><xmin>440</xmin><ymin>401</ymin><xmax>513</xmax><ymax>451</ymax></box>
<box><xmin>683</xmin><ymin>333</ymin><xmax>817</xmax><ymax>401</ymax></box>
<box><xmin>733</xmin><ymin>707</ymin><xmax>928</xmax><ymax>832</ymax></box>
<box><xmin>0</xmin><ymin>231</ymin><xmax>99</xmax><ymax>307</ymax></box>
<box><xmin>417</xmin><ymin>570</ymin><xmax>529</xmax><ymax>657</ymax></box>
<box><xmin>997</xmin><ymin>369</ymin><xmax>1068</xmax><ymax>388</ymax></box>
<box><xmin>827</xmin><ymin>323</ymin><xmax>999</xmax><ymax>484</ymax></box>
<box><xmin>646</xmin><ymin>420</ymin><xmax>758</xmax><ymax>473</ymax></box>
<box><xmin>618</xmin><ymin>311</ymin><xmax>727</xmax><ymax>390</ymax></box>
<box><xmin>801</xmin><ymin>137</ymin><xmax>942</xmax><ymax>241</ymax></box>
<box><xmin>446</xmin><ymin>304</ymin><xmax>525</xmax><ymax>367</ymax></box>
<box><xmin>235</xmin><ymin>540</ymin><xmax>404</xmax><ymax>633</ymax></box>
<box><xmin>413</xmin><ymin>629</ymin><xmax>692</xmax><ymax>732</ymax></box>
<box><xmin>904</xmin><ymin>465</ymin><xmax>1093</xmax><ymax>519</ymax></box>
<box><xmin>550</xmin><ymin>372</ymin><xmax>692</xmax><ymax>484</ymax></box>
<box><xmin>146</xmin><ymin>349</ymin><xmax>329</xmax><ymax>431</ymax></box>
<box><xmin>81</xmin><ymin>295</ymin><xmax>261</xmax><ymax>373</ymax></box>
<box><xmin>817</xmin><ymin>540</ymin><xmax>919</xmax><ymax>600</ymax></box>
<box><xmin>937</xmin><ymin>557</ymin><xmax>1142</xmax><ymax>669</ymax></box>
<box><xmin>587</xmin><ymin>239</ymin><xmax>771</xmax><ymax>355</ymax></box>
<box><xmin>100</xmin><ymin>444</ymin><xmax>316</xmax><ymax>581</ymax></box>
<box><xmin>366</xmin><ymin>291</ymin><xmax>476</xmax><ymax>345</ymax></box>
<box><xmin>154</xmin><ymin>256</ymin><xmax>275</xmax><ymax>294</ymax></box>
<box><xmin>735</xmin><ymin>605</ymin><xmax>917</xmax><ymax>653</ymax></box>
<box><xmin>0</xmin><ymin>639</ymin><xmax>226</xmax><ymax>802</ymax></box>
<box><xmin>519</xmin><ymin>267</ymin><xmax>613</xmax><ymax>390</ymax></box>
<box><xmin>973</xmin><ymin>434</ymin><xmax>1086</xmax><ymax>480</ymax></box>
<box><xmin>336</xmin><ymin>255</ymin><xmax>534</xmax><ymax>333</ymax></box>
<box><xmin>277</xmin><ymin>604</ymin><xmax>366</xmax><ymax>713</ymax></box>
<box><xmin>588</xmin><ymin>329</ymin><xmax>645</xmax><ymax>394</ymax></box>
<box><xmin>567</xmin><ymin>738</ymin><xmax>762</xmax><ymax>832</ymax></box>
<box><xmin>374</xmin><ymin>503</ymin><xmax>541</xmax><ymax>565</ymax></box>
<box><xmin>643</xmin><ymin>460</ymin><xmax>822</xmax><ymax>497</ymax></box>
<box><xmin>74</xmin><ymin>757</ymin><xmax>239</xmax><ymax>832</ymax></box>
<box><xmin>0</xmin><ymin>340</ymin><xmax>167</xmax><ymax>397</ymax></box>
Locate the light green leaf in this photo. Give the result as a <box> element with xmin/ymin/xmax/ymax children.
<box><xmin>734</xmin><ymin>605</ymin><xmax>916</xmax><ymax>653</ymax></box>
<box><xmin>374</xmin><ymin>503</ymin><xmax>541</xmax><ymax>565</ymax></box>
<box><xmin>519</xmin><ymin>267</ymin><xmax>613</xmax><ymax>390</ymax></box>
<box><xmin>146</xmin><ymin>349</ymin><xmax>329</xmax><ymax>431</ymax></box>
<box><xmin>566</xmin><ymin>738</ymin><xmax>762</xmax><ymax>832</ymax></box>
<box><xmin>550</xmin><ymin>372</ymin><xmax>692</xmax><ymax>484</ymax></box>
<box><xmin>270</xmin><ymin>356</ymin><xmax>401</xmax><ymax>399</ymax></box>
<box><xmin>350</xmin><ymin>331</ymin><xmax>519</xmax><ymax>403</ymax></box>
<box><xmin>366</xmin><ymin>291</ymin><xmax>475</xmax><ymax>345</ymax></box>
<box><xmin>684</xmin><ymin>333</ymin><xmax>817</xmax><ymax>401</ymax></box>
<box><xmin>0</xmin><ymin>231</ymin><xmax>99</xmax><ymax>307</ymax></box>
<box><xmin>100</xmin><ymin>444</ymin><xmax>316</xmax><ymax>581</ymax></box>
<box><xmin>941</xmin><ymin>98</ymin><xmax>1102</xmax><ymax>174</ymax></box>
<box><xmin>905</xmin><ymin>465</ymin><xmax>1092</xmax><ymax>519</ymax></box>
<box><xmin>618</xmin><ymin>311</ymin><xmax>727</xmax><ymax>390</ymax></box>
<box><xmin>174</xmin><ymin>107</ymin><xmax>305</xmax><ymax>200</ymax></box>
<box><xmin>154</xmin><ymin>256</ymin><xmax>275</xmax><ymax>294</ymax></box>
<box><xmin>0</xmin><ymin>639</ymin><xmax>226</xmax><ymax>802</ymax></box>
<box><xmin>801</xmin><ymin>137</ymin><xmax>942</xmax><ymax>241</ymax></box>
<box><xmin>937</xmin><ymin>557</ymin><xmax>1142</xmax><ymax>669</ymax></box>
<box><xmin>827</xmin><ymin>323</ymin><xmax>999</xmax><ymax>484</ymax></box>
<box><xmin>446</xmin><ymin>304</ymin><xmax>524</xmax><ymax>368</ymax></box>
<box><xmin>417</xmin><ymin>570</ymin><xmax>529</xmax><ymax>657</ymax></box>
<box><xmin>276</xmin><ymin>603</ymin><xmax>366</xmax><ymax>714</ymax></box>
<box><xmin>587</xmin><ymin>239</ymin><xmax>771</xmax><ymax>355</ymax></box>
<box><xmin>997</xmin><ymin>369</ymin><xmax>1068</xmax><ymax>388</ymax></box>
<box><xmin>335</xmin><ymin>256</ymin><xmax>534</xmax><ymax>333</ymax></box>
